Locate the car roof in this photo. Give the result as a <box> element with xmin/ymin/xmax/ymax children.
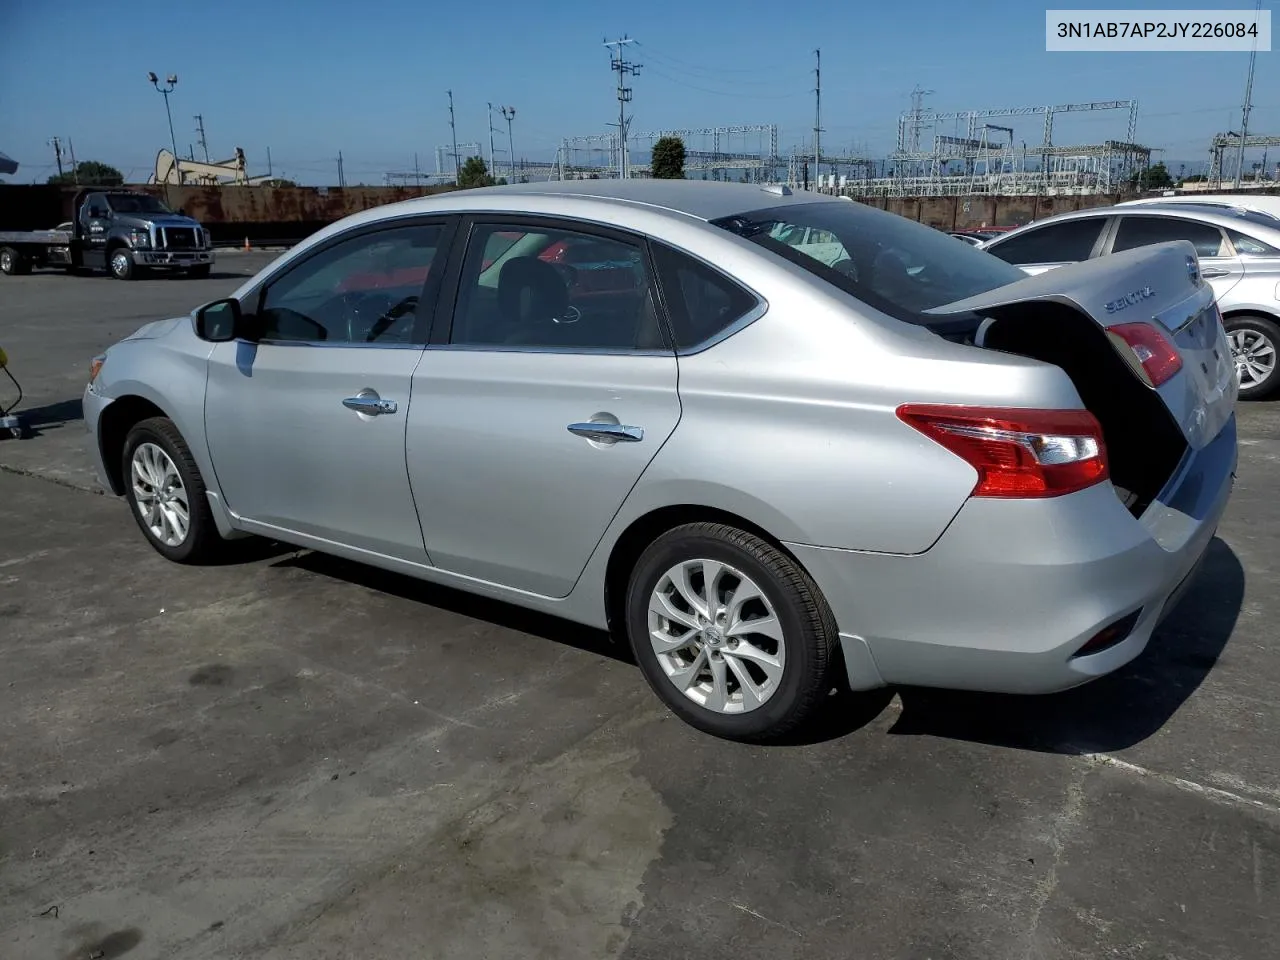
<box><xmin>989</xmin><ymin>202</ymin><xmax>1280</xmax><ymax>241</ymax></box>
<box><xmin>1119</xmin><ymin>193</ymin><xmax>1280</xmax><ymax>215</ymax></box>
<box><xmin>379</xmin><ymin>179</ymin><xmax>840</xmax><ymax>223</ymax></box>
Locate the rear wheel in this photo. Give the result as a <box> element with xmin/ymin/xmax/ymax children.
<box><xmin>1225</xmin><ymin>314</ymin><xmax>1280</xmax><ymax>400</ymax></box>
<box><xmin>625</xmin><ymin>522</ymin><xmax>838</xmax><ymax>743</ymax></box>
<box><xmin>121</xmin><ymin>417</ymin><xmax>223</xmax><ymax>564</ymax></box>
<box><xmin>0</xmin><ymin>247</ymin><xmax>30</xmax><ymax>275</ymax></box>
<box><xmin>109</xmin><ymin>247</ymin><xmax>138</xmax><ymax>281</ymax></box>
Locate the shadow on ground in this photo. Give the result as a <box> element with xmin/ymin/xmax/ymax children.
<box><xmin>263</xmin><ymin>536</ymin><xmax>1242</xmax><ymax>753</ymax></box>
<box><xmin>887</xmin><ymin>536</ymin><xmax>1244</xmax><ymax>755</ymax></box>
<box><xmin>272</xmin><ymin>550</ymin><xmax>633</xmax><ymax>665</ymax></box>
<box><xmin>8</xmin><ymin>398</ymin><xmax>83</xmax><ymax>435</ymax></box>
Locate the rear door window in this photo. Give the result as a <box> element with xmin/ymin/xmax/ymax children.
<box><xmin>984</xmin><ymin>218</ymin><xmax>1106</xmax><ymax>265</ymax></box>
<box><xmin>650</xmin><ymin>243</ymin><xmax>760</xmax><ymax>351</ymax></box>
<box><xmin>1111</xmin><ymin>216</ymin><xmax>1230</xmax><ymax>258</ymax></box>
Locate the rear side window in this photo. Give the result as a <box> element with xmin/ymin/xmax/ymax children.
<box><xmin>1111</xmin><ymin>216</ymin><xmax>1229</xmax><ymax>258</ymax></box>
<box><xmin>1228</xmin><ymin>229</ymin><xmax>1280</xmax><ymax>257</ymax></box>
<box><xmin>651</xmin><ymin>243</ymin><xmax>759</xmax><ymax>351</ymax></box>
<box><xmin>985</xmin><ymin>219</ymin><xmax>1105</xmax><ymax>265</ymax></box>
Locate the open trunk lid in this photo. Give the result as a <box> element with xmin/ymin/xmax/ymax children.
<box><xmin>926</xmin><ymin>240</ymin><xmax>1237</xmax><ymax>451</ymax></box>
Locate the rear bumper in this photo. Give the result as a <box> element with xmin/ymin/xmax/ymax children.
<box><xmin>789</xmin><ymin>415</ymin><xmax>1237</xmax><ymax>695</ymax></box>
<box><xmin>137</xmin><ymin>250</ymin><xmax>215</xmax><ymax>267</ymax></box>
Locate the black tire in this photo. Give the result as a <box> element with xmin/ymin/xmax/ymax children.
<box><xmin>1225</xmin><ymin>314</ymin><xmax>1280</xmax><ymax>401</ymax></box>
<box><xmin>625</xmin><ymin>522</ymin><xmax>838</xmax><ymax>743</ymax></box>
<box><xmin>0</xmin><ymin>247</ymin><xmax>30</xmax><ymax>275</ymax></box>
<box><xmin>121</xmin><ymin>416</ymin><xmax>224</xmax><ymax>564</ymax></box>
<box><xmin>109</xmin><ymin>247</ymin><xmax>137</xmax><ymax>281</ymax></box>
<box><xmin>188</xmin><ymin>264</ymin><xmax>212</xmax><ymax>279</ymax></box>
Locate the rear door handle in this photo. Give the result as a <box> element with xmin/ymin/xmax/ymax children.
<box><xmin>568</xmin><ymin>422</ymin><xmax>644</xmax><ymax>443</ymax></box>
<box><xmin>343</xmin><ymin>394</ymin><xmax>398</xmax><ymax>416</ymax></box>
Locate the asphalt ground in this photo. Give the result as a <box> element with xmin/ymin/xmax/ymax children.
<box><xmin>1</xmin><ymin>254</ymin><xmax>1278</xmax><ymax>960</ymax></box>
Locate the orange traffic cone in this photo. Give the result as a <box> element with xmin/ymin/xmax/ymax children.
<box><xmin>243</xmin><ymin>236</ymin><xmax>252</xmax><ymax>252</ymax></box>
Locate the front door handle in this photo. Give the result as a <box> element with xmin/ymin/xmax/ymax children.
<box><xmin>343</xmin><ymin>393</ymin><xmax>398</xmax><ymax>416</ymax></box>
<box><xmin>568</xmin><ymin>422</ymin><xmax>644</xmax><ymax>443</ymax></box>
<box><xmin>1200</xmin><ymin>268</ymin><xmax>1230</xmax><ymax>279</ymax></box>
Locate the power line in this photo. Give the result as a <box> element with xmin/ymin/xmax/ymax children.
<box><xmin>605</xmin><ymin>36</ymin><xmax>641</xmax><ymax>178</ymax></box>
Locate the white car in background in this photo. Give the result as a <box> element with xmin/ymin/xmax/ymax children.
<box><xmin>1119</xmin><ymin>194</ymin><xmax>1280</xmax><ymax>221</ymax></box>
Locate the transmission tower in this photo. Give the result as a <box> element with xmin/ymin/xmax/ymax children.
<box><xmin>194</xmin><ymin>114</ymin><xmax>210</xmax><ymax>162</ymax></box>
<box><xmin>604</xmin><ymin>36</ymin><xmax>641</xmax><ymax>178</ymax></box>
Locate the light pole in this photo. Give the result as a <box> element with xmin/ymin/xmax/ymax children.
<box><xmin>501</xmin><ymin>106</ymin><xmax>516</xmax><ymax>183</ymax></box>
<box><xmin>147</xmin><ymin>72</ymin><xmax>181</xmax><ymax>184</ymax></box>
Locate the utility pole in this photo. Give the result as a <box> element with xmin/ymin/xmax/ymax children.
<box><xmin>813</xmin><ymin>49</ymin><xmax>822</xmax><ymax>191</ymax></box>
<box><xmin>194</xmin><ymin>114</ymin><xmax>210</xmax><ymax>162</ymax></box>
<box><xmin>447</xmin><ymin>90</ymin><xmax>460</xmax><ymax>182</ymax></box>
<box><xmin>486</xmin><ymin>102</ymin><xmax>497</xmax><ymax>179</ymax></box>
<box><xmin>1234</xmin><ymin>0</ymin><xmax>1261</xmax><ymax>189</ymax></box>
<box><xmin>337</xmin><ymin>151</ymin><xmax>346</xmax><ymax>188</ymax></box>
<box><xmin>67</xmin><ymin>139</ymin><xmax>78</xmax><ymax>183</ymax></box>
<box><xmin>501</xmin><ymin>106</ymin><xmax>516</xmax><ymax>183</ymax></box>
<box><xmin>49</xmin><ymin>137</ymin><xmax>65</xmax><ymax>178</ymax></box>
<box><xmin>604</xmin><ymin>36</ymin><xmax>640</xmax><ymax>178</ymax></box>
<box><xmin>147</xmin><ymin>73</ymin><xmax>181</xmax><ymax>183</ymax></box>
<box><xmin>414</xmin><ymin>152</ymin><xmax>421</xmax><ymax>187</ymax></box>
<box><xmin>267</xmin><ymin>146</ymin><xmax>273</xmax><ymax>176</ymax></box>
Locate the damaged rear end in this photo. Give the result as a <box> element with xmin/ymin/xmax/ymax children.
<box><xmin>924</xmin><ymin>240</ymin><xmax>1238</xmax><ymax>528</ymax></box>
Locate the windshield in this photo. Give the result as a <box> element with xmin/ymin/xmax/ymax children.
<box><xmin>712</xmin><ymin>200</ymin><xmax>1027</xmax><ymax>326</ymax></box>
<box><xmin>105</xmin><ymin>194</ymin><xmax>173</xmax><ymax>215</ymax></box>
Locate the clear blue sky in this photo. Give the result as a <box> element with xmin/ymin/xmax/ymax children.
<box><xmin>1</xmin><ymin>0</ymin><xmax>1276</xmax><ymax>185</ymax></box>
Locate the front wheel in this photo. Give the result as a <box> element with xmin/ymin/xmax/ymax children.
<box><xmin>187</xmin><ymin>264</ymin><xmax>212</xmax><ymax>279</ymax></box>
<box><xmin>121</xmin><ymin>417</ymin><xmax>224</xmax><ymax>564</ymax></box>
<box><xmin>1226</xmin><ymin>314</ymin><xmax>1280</xmax><ymax>401</ymax></box>
<box><xmin>109</xmin><ymin>248</ymin><xmax>138</xmax><ymax>280</ymax></box>
<box><xmin>625</xmin><ymin>522</ymin><xmax>838</xmax><ymax>743</ymax></box>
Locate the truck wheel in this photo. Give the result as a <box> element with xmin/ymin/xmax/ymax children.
<box><xmin>188</xmin><ymin>264</ymin><xmax>212</xmax><ymax>279</ymax></box>
<box><xmin>109</xmin><ymin>248</ymin><xmax>138</xmax><ymax>281</ymax></box>
<box><xmin>1225</xmin><ymin>314</ymin><xmax>1280</xmax><ymax>401</ymax></box>
<box><xmin>0</xmin><ymin>247</ymin><xmax>30</xmax><ymax>275</ymax></box>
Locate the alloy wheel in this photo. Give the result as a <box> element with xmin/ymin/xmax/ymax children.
<box><xmin>1230</xmin><ymin>328</ymin><xmax>1277</xmax><ymax>389</ymax></box>
<box><xmin>647</xmin><ymin>558</ymin><xmax>786</xmax><ymax>714</ymax></box>
<box><xmin>131</xmin><ymin>442</ymin><xmax>189</xmax><ymax>547</ymax></box>
<box><xmin>111</xmin><ymin>252</ymin><xmax>129</xmax><ymax>277</ymax></box>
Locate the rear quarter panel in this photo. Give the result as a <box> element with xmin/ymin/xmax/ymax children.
<box><xmin>610</xmin><ymin>239</ymin><xmax>1088</xmax><ymax>555</ymax></box>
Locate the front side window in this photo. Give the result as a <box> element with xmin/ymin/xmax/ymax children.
<box><xmin>450</xmin><ymin>222</ymin><xmax>666</xmax><ymax>351</ymax></box>
<box><xmin>983</xmin><ymin>218</ymin><xmax>1105</xmax><ymax>266</ymax></box>
<box><xmin>256</xmin><ymin>223</ymin><xmax>445</xmax><ymax>344</ymax></box>
<box><xmin>713</xmin><ymin>200</ymin><xmax>1027</xmax><ymax>325</ymax></box>
<box><xmin>1111</xmin><ymin>216</ymin><xmax>1229</xmax><ymax>259</ymax></box>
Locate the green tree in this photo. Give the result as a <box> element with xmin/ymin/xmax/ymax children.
<box><xmin>650</xmin><ymin>136</ymin><xmax>685</xmax><ymax>179</ymax></box>
<box><xmin>457</xmin><ymin>155</ymin><xmax>500</xmax><ymax>189</ymax></box>
<box><xmin>1131</xmin><ymin>161</ymin><xmax>1174</xmax><ymax>190</ymax></box>
<box><xmin>47</xmin><ymin>160</ymin><xmax>124</xmax><ymax>186</ymax></box>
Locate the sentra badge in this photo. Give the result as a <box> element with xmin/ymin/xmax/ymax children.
<box><xmin>1104</xmin><ymin>286</ymin><xmax>1154</xmax><ymax>314</ymax></box>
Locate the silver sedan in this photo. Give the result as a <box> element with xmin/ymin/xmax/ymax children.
<box><xmin>83</xmin><ymin>182</ymin><xmax>1237</xmax><ymax>742</ymax></box>
<box><xmin>981</xmin><ymin>203</ymin><xmax>1280</xmax><ymax>399</ymax></box>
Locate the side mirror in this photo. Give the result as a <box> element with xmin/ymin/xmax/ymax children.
<box><xmin>194</xmin><ymin>298</ymin><xmax>242</xmax><ymax>342</ymax></box>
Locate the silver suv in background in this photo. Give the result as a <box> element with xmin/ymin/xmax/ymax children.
<box><xmin>981</xmin><ymin>204</ymin><xmax>1280</xmax><ymax>399</ymax></box>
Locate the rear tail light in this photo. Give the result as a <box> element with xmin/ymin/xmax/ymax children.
<box><xmin>896</xmin><ymin>405</ymin><xmax>1109</xmax><ymax>498</ymax></box>
<box><xmin>1107</xmin><ymin>321</ymin><xmax>1182</xmax><ymax>387</ymax></box>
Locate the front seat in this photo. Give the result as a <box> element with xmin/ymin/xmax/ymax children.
<box><xmin>497</xmin><ymin>257</ymin><xmax>571</xmax><ymax>344</ymax></box>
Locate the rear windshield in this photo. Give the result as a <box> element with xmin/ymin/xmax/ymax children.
<box><xmin>712</xmin><ymin>200</ymin><xmax>1026</xmax><ymax>326</ymax></box>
